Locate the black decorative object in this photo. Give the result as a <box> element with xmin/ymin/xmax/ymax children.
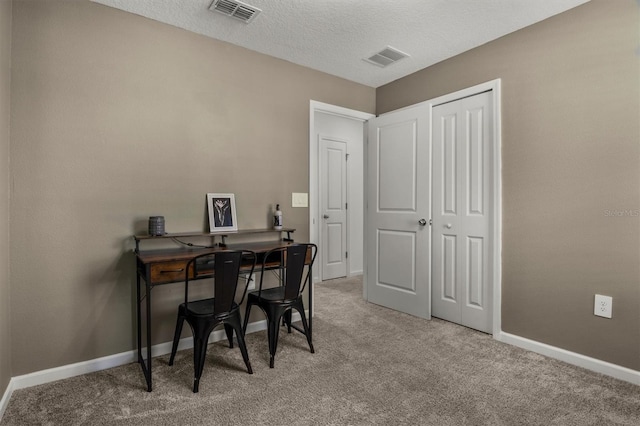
<box><xmin>148</xmin><ymin>216</ymin><xmax>165</xmax><ymax>236</ymax></box>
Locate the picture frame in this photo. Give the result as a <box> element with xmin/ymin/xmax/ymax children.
<box><xmin>207</xmin><ymin>193</ymin><xmax>238</xmax><ymax>233</ymax></box>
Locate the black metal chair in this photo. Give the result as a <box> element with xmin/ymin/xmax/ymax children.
<box><xmin>242</xmin><ymin>243</ymin><xmax>317</xmax><ymax>368</ymax></box>
<box><xmin>168</xmin><ymin>250</ymin><xmax>256</xmax><ymax>393</ymax></box>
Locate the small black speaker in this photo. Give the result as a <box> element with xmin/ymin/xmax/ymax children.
<box><xmin>148</xmin><ymin>216</ymin><xmax>165</xmax><ymax>236</ymax></box>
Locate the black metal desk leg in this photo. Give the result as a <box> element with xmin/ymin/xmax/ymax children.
<box><xmin>136</xmin><ymin>274</ymin><xmax>142</xmax><ymax>364</ymax></box>
<box><xmin>145</xmin><ymin>270</ymin><xmax>152</xmax><ymax>391</ymax></box>
<box><xmin>136</xmin><ymin>266</ymin><xmax>153</xmax><ymax>391</ymax></box>
<box><xmin>308</xmin><ymin>276</ymin><xmax>313</xmax><ymax>340</ymax></box>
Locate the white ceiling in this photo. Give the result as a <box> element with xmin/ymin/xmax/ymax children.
<box><xmin>92</xmin><ymin>0</ymin><xmax>591</xmax><ymax>88</ymax></box>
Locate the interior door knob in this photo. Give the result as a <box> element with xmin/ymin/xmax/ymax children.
<box><xmin>418</xmin><ymin>219</ymin><xmax>427</xmax><ymax>226</ymax></box>
<box><xmin>323</xmin><ymin>214</ymin><xmax>330</xmax><ymax>219</ymax></box>
<box><xmin>446</xmin><ymin>223</ymin><xmax>452</xmax><ymax>229</ymax></box>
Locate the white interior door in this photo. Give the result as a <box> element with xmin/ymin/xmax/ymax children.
<box><xmin>320</xmin><ymin>136</ymin><xmax>348</xmax><ymax>280</ymax></box>
<box><xmin>365</xmin><ymin>105</ymin><xmax>431</xmax><ymax>319</ymax></box>
<box><xmin>431</xmin><ymin>91</ymin><xmax>493</xmax><ymax>333</ymax></box>
<box><xmin>311</xmin><ymin>103</ymin><xmax>373</xmax><ymax>283</ymax></box>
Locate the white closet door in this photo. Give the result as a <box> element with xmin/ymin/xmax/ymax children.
<box><xmin>432</xmin><ymin>91</ymin><xmax>493</xmax><ymax>333</ymax></box>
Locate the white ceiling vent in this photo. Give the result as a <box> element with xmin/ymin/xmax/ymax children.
<box><xmin>209</xmin><ymin>0</ymin><xmax>262</xmax><ymax>24</ymax></box>
<box><xmin>364</xmin><ymin>46</ymin><xmax>410</xmax><ymax>67</ymax></box>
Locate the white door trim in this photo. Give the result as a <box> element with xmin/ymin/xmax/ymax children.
<box><xmin>427</xmin><ymin>79</ymin><xmax>502</xmax><ymax>337</ymax></box>
<box><xmin>309</xmin><ymin>100</ymin><xmax>374</xmax><ymax>284</ymax></box>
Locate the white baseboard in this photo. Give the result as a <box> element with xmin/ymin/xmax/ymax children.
<box><xmin>0</xmin><ymin>378</ymin><xmax>14</xmax><ymax>421</ymax></box>
<box><xmin>497</xmin><ymin>332</ymin><xmax>640</xmax><ymax>386</ymax></box>
<box><xmin>0</xmin><ymin>314</ymin><xmax>303</xmax><ymax>421</ymax></box>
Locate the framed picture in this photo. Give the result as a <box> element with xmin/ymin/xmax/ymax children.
<box><xmin>207</xmin><ymin>193</ymin><xmax>238</xmax><ymax>233</ymax></box>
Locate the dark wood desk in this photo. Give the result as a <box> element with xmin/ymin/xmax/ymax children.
<box><xmin>134</xmin><ymin>230</ymin><xmax>311</xmax><ymax>392</ymax></box>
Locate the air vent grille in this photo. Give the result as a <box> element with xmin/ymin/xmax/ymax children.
<box><xmin>209</xmin><ymin>0</ymin><xmax>262</xmax><ymax>24</ymax></box>
<box><xmin>364</xmin><ymin>46</ymin><xmax>410</xmax><ymax>67</ymax></box>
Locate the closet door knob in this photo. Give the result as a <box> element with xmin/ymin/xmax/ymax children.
<box><xmin>418</xmin><ymin>219</ymin><xmax>427</xmax><ymax>226</ymax></box>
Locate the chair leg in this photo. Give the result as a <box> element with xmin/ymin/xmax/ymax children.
<box><xmin>284</xmin><ymin>309</ymin><xmax>292</xmax><ymax>333</ymax></box>
<box><xmin>242</xmin><ymin>302</ymin><xmax>253</xmax><ymax>335</ymax></box>
<box><xmin>168</xmin><ymin>313</ymin><xmax>185</xmax><ymax>366</ymax></box>
<box><xmin>267</xmin><ymin>309</ymin><xmax>283</xmax><ymax>368</ymax></box>
<box><xmin>192</xmin><ymin>335</ymin><xmax>209</xmax><ymax>393</ymax></box>
<box><xmin>226</xmin><ymin>315</ymin><xmax>253</xmax><ymax>374</ymax></box>
<box><xmin>224</xmin><ymin>324</ymin><xmax>234</xmax><ymax>349</ymax></box>
<box><xmin>295</xmin><ymin>301</ymin><xmax>314</xmax><ymax>354</ymax></box>
<box><xmin>191</xmin><ymin>319</ymin><xmax>217</xmax><ymax>393</ymax></box>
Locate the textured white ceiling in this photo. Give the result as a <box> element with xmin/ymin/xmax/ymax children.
<box><xmin>92</xmin><ymin>0</ymin><xmax>591</xmax><ymax>88</ymax></box>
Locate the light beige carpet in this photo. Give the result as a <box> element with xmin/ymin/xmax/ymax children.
<box><xmin>2</xmin><ymin>276</ymin><xmax>639</xmax><ymax>425</ymax></box>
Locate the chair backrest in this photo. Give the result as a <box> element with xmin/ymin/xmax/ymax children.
<box><xmin>259</xmin><ymin>244</ymin><xmax>317</xmax><ymax>300</ymax></box>
<box><xmin>185</xmin><ymin>250</ymin><xmax>256</xmax><ymax>314</ymax></box>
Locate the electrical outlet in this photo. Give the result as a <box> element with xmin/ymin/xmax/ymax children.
<box><xmin>594</xmin><ymin>294</ymin><xmax>612</xmax><ymax>318</ymax></box>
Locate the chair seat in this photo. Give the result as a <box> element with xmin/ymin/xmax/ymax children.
<box><xmin>181</xmin><ymin>299</ymin><xmax>239</xmax><ymax>317</ymax></box>
<box><xmin>248</xmin><ymin>287</ymin><xmax>298</xmax><ymax>303</ymax></box>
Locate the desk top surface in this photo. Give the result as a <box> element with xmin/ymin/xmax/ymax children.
<box><xmin>136</xmin><ymin>240</ymin><xmax>298</xmax><ymax>264</ymax></box>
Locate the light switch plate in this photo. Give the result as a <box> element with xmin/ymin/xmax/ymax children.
<box><xmin>292</xmin><ymin>192</ymin><xmax>308</xmax><ymax>208</ymax></box>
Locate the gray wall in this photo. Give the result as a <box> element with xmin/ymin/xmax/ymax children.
<box><xmin>9</xmin><ymin>0</ymin><xmax>375</xmax><ymax>376</ymax></box>
<box><xmin>0</xmin><ymin>0</ymin><xmax>12</xmax><ymax>397</ymax></box>
<box><xmin>377</xmin><ymin>0</ymin><xmax>640</xmax><ymax>370</ymax></box>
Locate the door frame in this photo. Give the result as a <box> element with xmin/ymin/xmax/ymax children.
<box><xmin>369</xmin><ymin>79</ymin><xmax>502</xmax><ymax>337</ymax></box>
<box><xmin>309</xmin><ymin>100</ymin><xmax>374</xmax><ymax>283</ymax></box>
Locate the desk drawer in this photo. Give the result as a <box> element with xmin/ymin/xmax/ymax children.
<box><xmin>150</xmin><ymin>261</ymin><xmax>191</xmax><ymax>284</ymax></box>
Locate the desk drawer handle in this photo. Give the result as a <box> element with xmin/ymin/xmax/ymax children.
<box><xmin>160</xmin><ymin>268</ymin><xmax>184</xmax><ymax>274</ymax></box>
